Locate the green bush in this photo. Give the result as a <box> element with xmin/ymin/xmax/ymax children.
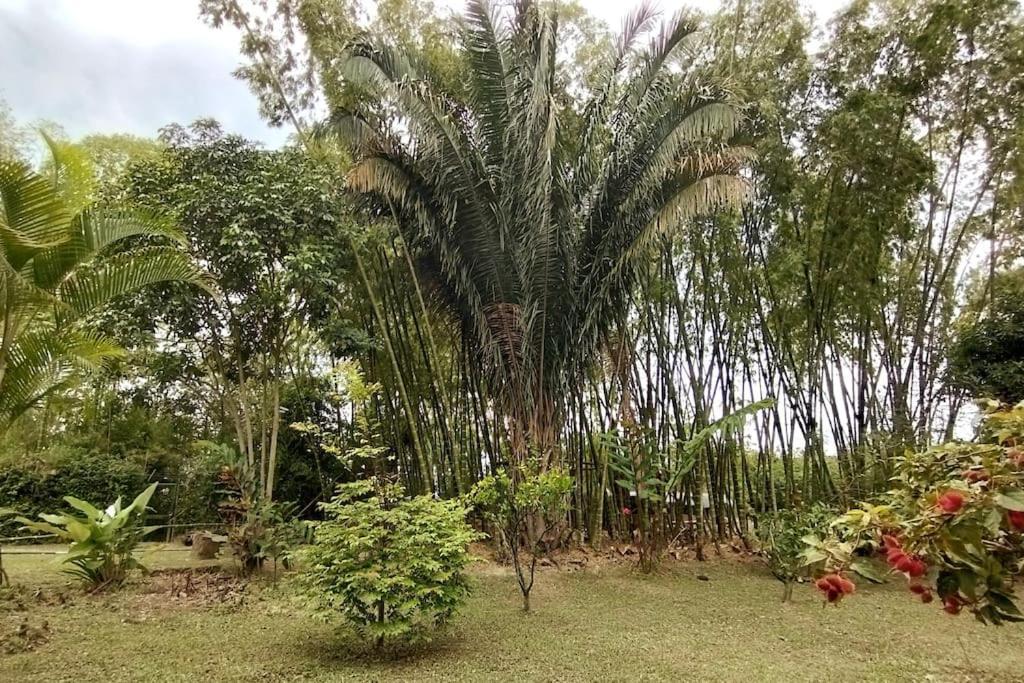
<box><xmin>804</xmin><ymin>402</ymin><xmax>1024</xmax><ymax>624</ymax></box>
<box><xmin>0</xmin><ymin>449</ymin><xmax>148</xmax><ymax>529</ymax></box>
<box><xmin>298</xmin><ymin>477</ymin><xmax>480</xmax><ymax>647</ymax></box>
<box><xmin>756</xmin><ymin>504</ymin><xmax>836</xmax><ymax>601</ymax></box>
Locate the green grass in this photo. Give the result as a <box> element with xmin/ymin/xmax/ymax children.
<box><xmin>2</xmin><ymin>545</ymin><xmax>1024</xmax><ymax>681</ymax></box>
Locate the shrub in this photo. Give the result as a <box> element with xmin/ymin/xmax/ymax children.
<box><xmin>298</xmin><ymin>477</ymin><xmax>480</xmax><ymax>647</ymax></box>
<box><xmin>469</xmin><ymin>467</ymin><xmax>572</xmax><ymax>611</ymax></box>
<box><xmin>17</xmin><ymin>484</ymin><xmax>158</xmax><ymax>590</ymax></box>
<box><xmin>804</xmin><ymin>401</ymin><xmax>1024</xmax><ymax>624</ymax></box>
<box><xmin>207</xmin><ymin>444</ymin><xmax>307</xmax><ymax>573</ymax></box>
<box><xmin>0</xmin><ymin>449</ymin><xmax>148</xmax><ymax>525</ymax></box>
<box><xmin>757</xmin><ymin>504</ymin><xmax>835</xmax><ymax>601</ymax></box>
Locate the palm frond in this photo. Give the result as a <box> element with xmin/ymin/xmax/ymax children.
<box><xmin>0</xmin><ymin>328</ymin><xmax>123</xmax><ymax>427</ymax></box>
<box><xmin>0</xmin><ymin>159</ymin><xmax>72</xmax><ymax>267</ymax></box>
<box><xmin>59</xmin><ymin>246</ymin><xmax>215</xmax><ymax>317</ymax></box>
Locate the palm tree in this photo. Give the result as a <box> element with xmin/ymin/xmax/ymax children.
<box><xmin>0</xmin><ymin>145</ymin><xmax>213</xmax><ymax>431</ymax></box>
<box><xmin>335</xmin><ymin>0</ymin><xmax>750</xmax><ymax>468</ymax></box>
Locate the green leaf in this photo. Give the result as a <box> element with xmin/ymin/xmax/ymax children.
<box><xmin>128</xmin><ymin>483</ymin><xmax>159</xmax><ymax>513</ymax></box>
<box><xmin>65</xmin><ymin>519</ymin><xmax>92</xmax><ymax>543</ymax></box>
<box><xmin>63</xmin><ymin>496</ymin><xmax>102</xmax><ymax>519</ymax></box>
<box><xmin>801</xmin><ymin>548</ymin><xmax>827</xmax><ymax>565</ymax></box>
<box><xmin>849</xmin><ymin>561</ymin><xmax>886</xmax><ymax>583</ymax></box>
<box><xmin>996</xmin><ymin>490</ymin><xmax>1024</xmax><ymax>512</ymax></box>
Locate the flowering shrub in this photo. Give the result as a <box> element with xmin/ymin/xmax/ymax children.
<box><xmin>803</xmin><ymin>402</ymin><xmax>1024</xmax><ymax>624</ymax></box>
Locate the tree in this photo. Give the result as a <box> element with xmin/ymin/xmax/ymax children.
<box><xmin>78</xmin><ymin>133</ymin><xmax>161</xmax><ymax>187</ymax></box>
<box><xmin>336</xmin><ymin>0</ymin><xmax>749</xmax><ymax>468</ymax></box>
<box><xmin>950</xmin><ymin>268</ymin><xmax>1024</xmax><ymax>403</ymax></box>
<box><xmin>0</xmin><ymin>143</ymin><xmax>211</xmax><ymax>433</ymax></box>
<box><xmin>0</xmin><ymin>96</ymin><xmax>33</xmax><ymax>163</ymax></box>
<box><xmin>470</xmin><ymin>467</ymin><xmax>572</xmax><ymax>612</ymax></box>
<box><xmin>116</xmin><ymin>121</ymin><xmax>356</xmax><ymax>502</ymax></box>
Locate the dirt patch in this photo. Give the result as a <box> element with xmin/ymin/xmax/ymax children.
<box><xmin>0</xmin><ymin>618</ymin><xmax>50</xmax><ymax>655</ymax></box>
<box><xmin>0</xmin><ymin>585</ymin><xmax>73</xmax><ymax>613</ymax></box>
<box><xmin>472</xmin><ymin>540</ymin><xmax>762</xmax><ymax>577</ymax></box>
<box><xmin>132</xmin><ymin>567</ymin><xmax>250</xmax><ymax>611</ymax></box>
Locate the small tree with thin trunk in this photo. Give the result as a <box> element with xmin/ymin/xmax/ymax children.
<box><xmin>470</xmin><ymin>467</ymin><xmax>572</xmax><ymax>612</ymax></box>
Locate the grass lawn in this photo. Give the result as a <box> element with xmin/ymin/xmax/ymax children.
<box><xmin>2</xmin><ymin>544</ymin><xmax>1024</xmax><ymax>682</ymax></box>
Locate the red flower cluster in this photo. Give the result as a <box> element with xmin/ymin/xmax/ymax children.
<box><xmin>882</xmin><ymin>535</ymin><xmax>926</xmax><ymax>577</ymax></box>
<box><xmin>815</xmin><ymin>573</ymin><xmax>855</xmax><ymax>603</ymax></box>
<box><xmin>936</xmin><ymin>490</ymin><xmax>965</xmax><ymax>514</ymax></box>
<box><xmin>621</xmin><ymin>507</ymin><xmax>632</xmax><ymax>516</ymax></box>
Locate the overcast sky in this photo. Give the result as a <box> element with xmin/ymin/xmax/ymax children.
<box><xmin>1</xmin><ymin>0</ymin><xmax>846</xmax><ymax>148</ymax></box>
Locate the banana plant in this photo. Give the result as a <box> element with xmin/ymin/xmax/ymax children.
<box><xmin>17</xmin><ymin>483</ymin><xmax>159</xmax><ymax>589</ymax></box>
<box><xmin>603</xmin><ymin>398</ymin><xmax>774</xmax><ymax>571</ymax></box>
<box><xmin>0</xmin><ymin>140</ymin><xmax>214</xmax><ymax>432</ymax></box>
<box><xmin>605</xmin><ymin>399</ymin><xmax>776</xmax><ymax>505</ymax></box>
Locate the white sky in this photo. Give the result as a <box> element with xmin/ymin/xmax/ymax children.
<box><xmin>0</xmin><ymin>0</ymin><xmax>847</xmax><ymax>147</ymax></box>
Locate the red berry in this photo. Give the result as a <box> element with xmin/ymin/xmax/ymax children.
<box><xmin>920</xmin><ymin>591</ymin><xmax>934</xmax><ymax>604</ymax></box>
<box><xmin>1008</xmin><ymin>510</ymin><xmax>1024</xmax><ymax>530</ymax></box>
<box><xmin>964</xmin><ymin>469</ymin><xmax>990</xmax><ymax>484</ymax></box>
<box><xmin>909</xmin><ymin>584</ymin><xmax>927</xmax><ymax>595</ymax></box>
<box><xmin>937</xmin><ymin>490</ymin><xmax>965</xmax><ymax>514</ymax></box>
<box><xmin>816</xmin><ymin>574</ymin><xmax>853</xmax><ymax>602</ymax></box>
<box><xmin>907</xmin><ymin>559</ymin><xmax>927</xmax><ymax>578</ymax></box>
<box><xmin>943</xmin><ymin>596</ymin><xmax>962</xmax><ymax>615</ymax></box>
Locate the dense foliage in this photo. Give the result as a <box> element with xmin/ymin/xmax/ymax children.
<box><xmin>0</xmin><ymin>449</ymin><xmax>149</xmax><ymax>524</ymax></box>
<box><xmin>0</xmin><ymin>145</ymin><xmax>210</xmax><ymax>433</ymax></box>
<box><xmin>1</xmin><ymin>0</ymin><xmax>1024</xmax><ymax>636</ymax></box>
<box><xmin>298</xmin><ymin>478</ymin><xmax>479</xmax><ymax>646</ymax></box>
<box><xmin>951</xmin><ymin>270</ymin><xmax>1024</xmax><ymax>403</ymax></box>
<box><xmin>757</xmin><ymin>504</ymin><xmax>835</xmax><ymax>601</ymax></box>
<box><xmin>184</xmin><ymin>0</ymin><xmax>1024</xmax><ymax>563</ymax></box>
<box><xmin>805</xmin><ymin>403</ymin><xmax>1024</xmax><ymax>624</ymax></box>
